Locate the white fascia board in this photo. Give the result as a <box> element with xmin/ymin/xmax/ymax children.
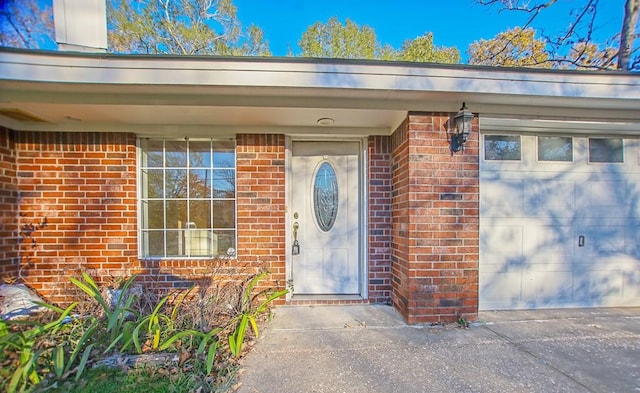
<box><xmin>1</xmin><ymin>50</ymin><xmax>639</xmax><ymax>104</ymax></box>
<box><xmin>481</xmin><ymin>116</ymin><xmax>640</xmax><ymax>135</ymax></box>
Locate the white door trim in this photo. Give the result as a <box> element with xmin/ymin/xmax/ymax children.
<box><xmin>284</xmin><ymin>136</ymin><xmax>368</xmax><ymax>300</ymax></box>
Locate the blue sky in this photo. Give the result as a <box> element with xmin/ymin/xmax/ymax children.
<box><xmin>234</xmin><ymin>0</ymin><xmax>626</xmax><ymax>58</ymax></box>
<box><xmin>30</xmin><ymin>0</ymin><xmax>626</xmax><ymax>58</ymax></box>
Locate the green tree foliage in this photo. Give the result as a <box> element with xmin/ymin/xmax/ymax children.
<box><xmin>298</xmin><ymin>17</ymin><xmax>459</xmax><ymax>63</ymax></box>
<box><xmin>475</xmin><ymin>0</ymin><xmax>639</xmax><ymax>70</ymax></box>
<box><xmin>0</xmin><ymin>0</ymin><xmax>54</xmax><ymax>49</ymax></box>
<box><xmin>107</xmin><ymin>0</ymin><xmax>270</xmax><ymax>55</ymax></box>
<box><xmin>298</xmin><ymin>17</ymin><xmax>378</xmax><ymax>59</ymax></box>
<box><xmin>567</xmin><ymin>42</ymin><xmax>619</xmax><ymax>69</ymax></box>
<box><xmin>467</xmin><ymin>27</ymin><xmax>551</xmax><ymax>67</ymax></box>
<box><xmin>399</xmin><ymin>33</ymin><xmax>460</xmax><ymax>63</ymax></box>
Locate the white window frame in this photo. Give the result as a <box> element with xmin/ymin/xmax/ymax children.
<box><xmin>483</xmin><ymin>134</ymin><xmax>522</xmax><ymax>161</ymax></box>
<box><xmin>537</xmin><ymin>135</ymin><xmax>574</xmax><ymax>163</ymax></box>
<box><xmin>588</xmin><ymin>137</ymin><xmax>624</xmax><ymax>164</ymax></box>
<box><xmin>137</xmin><ymin>137</ymin><xmax>237</xmax><ymax>259</ymax></box>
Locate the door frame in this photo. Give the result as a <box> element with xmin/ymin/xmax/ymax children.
<box><xmin>285</xmin><ymin>136</ymin><xmax>369</xmax><ymax>301</ymax></box>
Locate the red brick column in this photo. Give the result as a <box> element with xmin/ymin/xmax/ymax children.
<box><xmin>391</xmin><ymin>113</ymin><xmax>479</xmax><ymax>323</ymax></box>
<box><xmin>13</xmin><ymin>131</ymin><xmax>138</xmax><ymax>304</ymax></box>
<box><xmin>390</xmin><ymin>119</ymin><xmax>411</xmax><ymax>315</ymax></box>
<box><xmin>236</xmin><ymin>134</ymin><xmax>287</xmax><ymax>296</ymax></box>
<box><xmin>0</xmin><ymin>127</ymin><xmax>19</xmax><ymax>279</ymax></box>
<box><xmin>368</xmin><ymin>136</ymin><xmax>392</xmax><ymax>303</ymax></box>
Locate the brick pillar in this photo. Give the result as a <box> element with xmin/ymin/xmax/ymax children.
<box><xmin>236</xmin><ymin>134</ymin><xmax>286</xmax><ymax>296</ymax></box>
<box><xmin>0</xmin><ymin>127</ymin><xmax>19</xmax><ymax>280</ymax></box>
<box><xmin>368</xmin><ymin>136</ymin><xmax>392</xmax><ymax>303</ymax></box>
<box><xmin>14</xmin><ymin>131</ymin><xmax>138</xmax><ymax>304</ymax></box>
<box><xmin>391</xmin><ymin>112</ymin><xmax>479</xmax><ymax>323</ymax></box>
<box><xmin>391</xmin><ymin>119</ymin><xmax>411</xmax><ymax>316</ymax></box>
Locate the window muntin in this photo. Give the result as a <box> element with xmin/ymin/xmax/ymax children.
<box><xmin>588</xmin><ymin>138</ymin><xmax>623</xmax><ymax>163</ymax></box>
<box><xmin>484</xmin><ymin>135</ymin><xmax>521</xmax><ymax>161</ymax></box>
<box><xmin>139</xmin><ymin>139</ymin><xmax>236</xmax><ymax>258</ymax></box>
<box><xmin>538</xmin><ymin>136</ymin><xmax>573</xmax><ymax>162</ymax></box>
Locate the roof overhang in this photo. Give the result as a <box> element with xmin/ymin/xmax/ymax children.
<box><xmin>1</xmin><ymin>48</ymin><xmax>639</xmax><ymax>137</ymax></box>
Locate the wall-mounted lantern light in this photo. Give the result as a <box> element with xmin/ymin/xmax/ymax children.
<box><xmin>451</xmin><ymin>102</ymin><xmax>474</xmax><ymax>153</ymax></box>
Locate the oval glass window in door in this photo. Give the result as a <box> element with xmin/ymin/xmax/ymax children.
<box><xmin>313</xmin><ymin>162</ymin><xmax>338</xmax><ymax>232</ymax></box>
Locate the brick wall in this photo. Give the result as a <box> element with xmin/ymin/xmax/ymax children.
<box><xmin>4</xmin><ymin>125</ymin><xmax>477</xmax><ymax>317</ymax></box>
<box><xmin>235</xmin><ymin>134</ymin><xmax>287</xmax><ymax>297</ymax></box>
<box><xmin>368</xmin><ymin>136</ymin><xmax>392</xmax><ymax>303</ymax></box>
<box><xmin>3</xmin><ymin>131</ymin><xmax>288</xmax><ymax>305</ymax></box>
<box><xmin>391</xmin><ymin>113</ymin><xmax>479</xmax><ymax>323</ymax></box>
<box><xmin>135</xmin><ymin>134</ymin><xmax>287</xmax><ymax>295</ymax></box>
<box><xmin>125</xmin><ymin>134</ymin><xmax>287</xmax><ymax>300</ymax></box>
<box><xmin>0</xmin><ymin>127</ymin><xmax>19</xmax><ymax>279</ymax></box>
<box><xmin>11</xmin><ymin>131</ymin><xmax>138</xmax><ymax>303</ymax></box>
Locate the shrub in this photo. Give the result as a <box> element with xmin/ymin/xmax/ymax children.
<box><xmin>1</xmin><ymin>269</ymin><xmax>287</xmax><ymax>392</ymax></box>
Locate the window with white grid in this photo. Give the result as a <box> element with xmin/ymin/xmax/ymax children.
<box><xmin>139</xmin><ymin>138</ymin><xmax>236</xmax><ymax>258</ymax></box>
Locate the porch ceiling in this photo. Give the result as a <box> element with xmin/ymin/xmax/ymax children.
<box><xmin>1</xmin><ymin>49</ymin><xmax>639</xmax><ymax>136</ymax></box>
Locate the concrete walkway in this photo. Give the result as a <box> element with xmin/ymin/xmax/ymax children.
<box><xmin>237</xmin><ymin>305</ymin><xmax>640</xmax><ymax>393</ymax></box>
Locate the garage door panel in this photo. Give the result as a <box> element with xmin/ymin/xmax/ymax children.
<box><xmin>625</xmin><ymin>225</ymin><xmax>640</xmax><ymax>255</ymax></box>
<box><xmin>586</xmin><ymin>181</ymin><xmax>627</xmax><ymax>207</ymax></box>
<box><xmin>572</xmin><ymin>270</ymin><xmax>624</xmax><ymax>306</ymax></box>
<box><xmin>482</xmin><ymin>226</ymin><xmax>546</xmax><ymax>260</ymax></box>
<box><xmin>627</xmin><ymin>180</ymin><xmax>640</xmax><ymax>217</ymax></box>
<box><xmin>522</xmin><ymin>271</ymin><xmax>574</xmax><ymax>308</ymax></box>
<box><xmin>525</xmin><ymin>180</ymin><xmax>576</xmax><ymax>216</ymax></box>
<box><xmin>481</xmin><ymin>134</ymin><xmax>640</xmax><ymax>310</ymax></box>
<box><xmin>480</xmin><ymin>224</ymin><xmax>523</xmax><ymax>258</ymax></box>
<box><xmin>529</xmin><ymin>255</ymin><xmax>573</xmax><ymax>266</ymax></box>
<box><xmin>480</xmin><ymin>179</ymin><xmax>524</xmax><ymax>217</ymax></box>
<box><xmin>479</xmin><ymin>271</ymin><xmax>522</xmax><ymax>310</ymax></box>
<box><xmin>578</xmin><ymin>207</ymin><xmax>629</xmax><ymax>218</ymax></box>
<box><xmin>535</xmin><ymin>225</ymin><xmax>574</xmax><ymax>256</ymax></box>
<box><xmin>577</xmin><ymin>225</ymin><xmax>625</xmax><ymax>256</ymax></box>
<box><xmin>623</xmin><ymin>271</ymin><xmax>640</xmax><ymax>303</ymax></box>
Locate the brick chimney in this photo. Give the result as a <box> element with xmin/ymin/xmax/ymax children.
<box><xmin>53</xmin><ymin>0</ymin><xmax>107</xmax><ymax>52</ymax></box>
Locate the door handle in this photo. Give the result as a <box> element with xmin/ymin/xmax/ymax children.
<box><xmin>292</xmin><ymin>221</ymin><xmax>300</xmax><ymax>255</ymax></box>
<box><xmin>578</xmin><ymin>235</ymin><xmax>585</xmax><ymax>247</ymax></box>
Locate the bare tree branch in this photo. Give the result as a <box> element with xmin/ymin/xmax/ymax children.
<box><xmin>619</xmin><ymin>0</ymin><xmax>640</xmax><ymax>69</ymax></box>
<box><xmin>474</xmin><ymin>0</ymin><xmax>639</xmax><ymax>70</ymax></box>
<box><xmin>0</xmin><ymin>0</ymin><xmax>54</xmax><ymax>49</ymax></box>
<box><xmin>162</xmin><ymin>0</ymin><xmax>188</xmax><ymax>54</ymax></box>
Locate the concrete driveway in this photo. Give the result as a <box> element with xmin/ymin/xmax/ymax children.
<box><xmin>237</xmin><ymin>305</ymin><xmax>640</xmax><ymax>393</ymax></box>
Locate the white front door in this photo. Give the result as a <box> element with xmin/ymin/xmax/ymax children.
<box><xmin>290</xmin><ymin>141</ymin><xmax>361</xmax><ymax>295</ymax></box>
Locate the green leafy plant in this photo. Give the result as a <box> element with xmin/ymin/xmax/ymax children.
<box><xmin>125</xmin><ymin>287</ymin><xmax>194</xmax><ymax>353</ymax></box>
<box><xmin>228</xmin><ymin>272</ymin><xmax>288</xmax><ymax>357</ymax></box>
<box><xmin>70</xmin><ymin>273</ymin><xmax>139</xmax><ymax>352</ymax></box>
<box><xmin>0</xmin><ymin>302</ymin><xmax>77</xmax><ymax>393</ymax></box>
<box><xmin>50</xmin><ymin>319</ymin><xmax>98</xmax><ymax>381</ymax></box>
<box><xmin>1</xmin><ymin>268</ymin><xmax>288</xmax><ymax>392</ymax></box>
<box><xmin>125</xmin><ymin>286</ymin><xmax>221</xmax><ymax>374</ymax></box>
<box><xmin>70</xmin><ymin>273</ymin><xmax>223</xmax><ymax>375</ymax></box>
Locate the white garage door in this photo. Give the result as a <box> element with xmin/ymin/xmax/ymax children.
<box><xmin>480</xmin><ymin>134</ymin><xmax>640</xmax><ymax>310</ymax></box>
